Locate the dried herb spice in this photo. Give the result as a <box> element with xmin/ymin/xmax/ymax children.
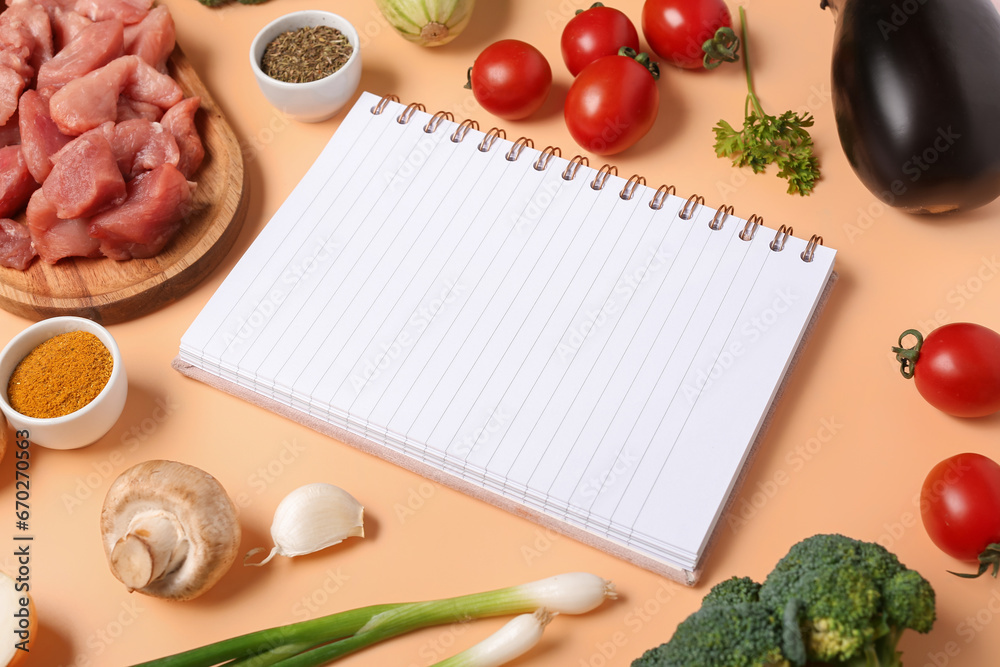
<box><xmin>7</xmin><ymin>331</ymin><xmax>113</xmax><ymax>419</ymax></box>
<box><xmin>261</xmin><ymin>26</ymin><xmax>354</xmax><ymax>84</ymax></box>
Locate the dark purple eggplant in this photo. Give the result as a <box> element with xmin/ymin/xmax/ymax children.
<box><xmin>821</xmin><ymin>0</ymin><xmax>1000</xmax><ymax>213</ymax></box>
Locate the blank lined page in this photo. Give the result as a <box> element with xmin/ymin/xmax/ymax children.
<box><xmin>180</xmin><ymin>92</ymin><xmax>837</xmax><ymax>577</ymax></box>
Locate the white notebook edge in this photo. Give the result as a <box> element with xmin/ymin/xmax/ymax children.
<box><xmin>171</xmin><ymin>268</ymin><xmax>836</xmax><ymax>587</ymax></box>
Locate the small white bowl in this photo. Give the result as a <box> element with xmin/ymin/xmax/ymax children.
<box><xmin>249</xmin><ymin>11</ymin><xmax>362</xmax><ymax>123</ymax></box>
<box><xmin>0</xmin><ymin>316</ymin><xmax>127</xmax><ymax>450</ymax></box>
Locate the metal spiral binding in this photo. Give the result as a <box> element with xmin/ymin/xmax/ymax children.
<box><xmin>533</xmin><ymin>146</ymin><xmax>561</xmax><ymax>171</ymax></box>
<box><xmin>506</xmin><ymin>137</ymin><xmax>534</xmax><ymax>161</ymax></box>
<box><xmin>679</xmin><ymin>194</ymin><xmax>704</xmax><ymax>220</ymax></box>
<box><xmin>801</xmin><ymin>234</ymin><xmax>823</xmax><ymax>262</ymax></box>
<box><xmin>450</xmin><ymin>118</ymin><xmax>479</xmax><ymax>143</ymax></box>
<box><xmin>739</xmin><ymin>214</ymin><xmax>763</xmax><ymax>241</ymax></box>
<box><xmin>591</xmin><ymin>164</ymin><xmax>617</xmax><ymax>190</ymax></box>
<box><xmin>770</xmin><ymin>224</ymin><xmax>793</xmax><ymax>251</ymax></box>
<box><xmin>397</xmin><ymin>102</ymin><xmax>425</xmax><ymax>124</ymax></box>
<box><xmin>649</xmin><ymin>184</ymin><xmax>676</xmax><ymax>210</ymax></box>
<box><xmin>478</xmin><ymin>127</ymin><xmax>505</xmax><ymax>152</ymax></box>
<box><xmin>620</xmin><ymin>175</ymin><xmax>646</xmax><ymax>201</ymax></box>
<box><xmin>371</xmin><ymin>94</ymin><xmax>399</xmax><ymax>115</ymax></box>
<box><xmin>709</xmin><ymin>204</ymin><xmax>734</xmax><ymax>231</ymax></box>
<box><xmin>423</xmin><ymin>110</ymin><xmax>454</xmax><ymax>133</ymax></box>
<box><xmin>562</xmin><ymin>155</ymin><xmax>588</xmax><ymax>181</ymax></box>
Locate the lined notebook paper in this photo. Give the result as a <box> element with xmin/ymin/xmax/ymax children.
<box><xmin>176</xmin><ymin>92</ymin><xmax>837</xmax><ymax>583</ymax></box>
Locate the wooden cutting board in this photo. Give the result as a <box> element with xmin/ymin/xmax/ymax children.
<box><xmin>0</xmin><ymin>46</ymin><xmax>248</xmax><ymax>325</ymax></box>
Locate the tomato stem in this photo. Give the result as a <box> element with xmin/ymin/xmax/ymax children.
<box><xmin>617</xmin><ymin>46</ymin><xmax>660</xmax><ymax>80</ymax></box>
<box><xmin>949</xmin><ymin>544</ymin><xmax>1000</xmax><ymax>579</ymax></box>
<box><xmin>891</xmin><ymin>329</ymin><xmax>923</xmax><ymax>379</ymax></box>
<box><xmin>576</xmin><ymin>2</ymin><xmax>603</xmax><ymax>14</ymax></box>
<box><xmin>702</xmin><ymin>26</ymin><xmax>740</xmax><ymax>69</ymax></box>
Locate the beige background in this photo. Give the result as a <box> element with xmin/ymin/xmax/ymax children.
<box><xmin>6</xmin><ymin>0</ymin><xmax>1000</xmax><ymax>665</ymax></box>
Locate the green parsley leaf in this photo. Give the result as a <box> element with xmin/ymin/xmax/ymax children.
<box><xmin>714</xmin><ymin>9</ymin><xmax>821</xmax><ymax>196</ymax></box>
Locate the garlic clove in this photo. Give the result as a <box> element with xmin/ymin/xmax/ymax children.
<box><xmin>245</xmin><ymin>483</ymin><xmax>364</xmax><ymax>566</ymax></box>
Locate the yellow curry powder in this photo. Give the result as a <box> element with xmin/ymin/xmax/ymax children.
<box><xmin>7</xmin><ymin>331</ymin><xmax>114</xmax><ymax>419</ymax></box>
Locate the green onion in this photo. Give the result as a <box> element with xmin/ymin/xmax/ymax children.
<box><xmin>130</xmin><ymin>573</ymin><xmax>615</xmax><ymax>667</ymax></box>
<box><xmin>429</xmin><ymin>609</ymin><xmax>553</xmax><ymax>667</ymax></box>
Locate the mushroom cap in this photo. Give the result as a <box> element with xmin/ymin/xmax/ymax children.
<box><xmin>100</xmin><ymin>459</ymin><xmax>241</xmax><ymax>601</ymax></box>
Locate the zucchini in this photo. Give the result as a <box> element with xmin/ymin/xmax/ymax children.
<box><xmin>374</xmin><ymin>0</ymin><xmax>475</xmax><ymax>47</ymax></box>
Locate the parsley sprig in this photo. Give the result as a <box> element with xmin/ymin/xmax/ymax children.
<box><xmin>713</xmin><ymin>7</ymin><xmax>820</xmax><ymax>196</ymax></box>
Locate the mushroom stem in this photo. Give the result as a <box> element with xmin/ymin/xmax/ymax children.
<box><xmin>110</xmin><ymin>510</ymin><xmax>189</xmax><ymax>591</ymax></box>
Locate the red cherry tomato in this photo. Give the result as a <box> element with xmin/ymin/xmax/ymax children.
<box><xmin>893</xmin><ymin>322</ymin><xmax>1000</xmax><ymax>417</ymax></box>
<box><xmin>561</xmin><ymin>3</ymin><xmax>640</xmax><ymax>76</ymax></box>
<box><xmin>468</xmin><ymin>39</ymin><xmax>552</xmax><ymax>121</ymax></box>
<box><xmin>921</xmin><ymin>453</ymin><xmax>1000</xmax><ymax>576</ymax></box>
<box><xmin>564</xmin><ymin>52</ymin><xmax>659</xmax><ymax>156</ymax></box>
<box><xmin>641</xmin><ymin>0</ymin><xmax>733</xmax><ymax>69</ymax></box>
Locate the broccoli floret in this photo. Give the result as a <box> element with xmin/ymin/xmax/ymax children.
<box><xmin>758</xmin><ymin>534</ymin><xmax>935</xmax><ymax>667</ymax></box>
<box><xmin>631</xmin><ymin>603</ymin><xmax>789</xmax><ymax>667</ymax></box>
<box><xmin>702</xmin><ymin>576</ymin><xmax>761</xmax><ymax>607</ymax></box>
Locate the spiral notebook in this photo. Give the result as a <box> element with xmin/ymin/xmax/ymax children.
<box><xmin>175</xmin><ymin>91</ymin><xmax>837</xmax><ymax>583</ymax></box>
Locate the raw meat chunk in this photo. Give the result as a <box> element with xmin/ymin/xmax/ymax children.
<box><xmin>123</xmin><ymin>5</ymin><xmax>172</xmax><ymax>71</ymax></box>
<box><xmin>49</xmin><ymin>7</ymin><xmax>93</xmax><ymax>50</ymax></box>
<box><xmin>160</xmin><ymin>96</ymin><xmax>202</xmax><ymax>177</ymax></box>
<box><xmin>0</xmin><ymin>66</ymin><xmax>25</xmax><ymax>126</ymax></box>
<box><xmin>116</xmin><ymin>95</ymin><xmax>161</xmax><ymax>122</ymax></box>
<box><xmin>36</xmin><ymin>18</ymin><xmax>123</xmax><ymax>89</ymax></box>
<box><xmin>18</xmin><ymin>88</ymin><xmax>72</xmax><ymax>182</ymax></box>
<box><xmin>0</xmin><ymin>218</ymin><xmax>36</xmax><ymax>269</ymax></box>
<box><xmin>0</xmin><ymin>10</ymin><xmax>35</xmax><ymax>79</ymax></box>
<box><xmin>25</xmin><ymin>188</ymin><xmax>101</xmax><ymax>263</ymax></box>
<box><xmin>109</xmin><ymin>118</ymin><xmax>179</xmax><ymax>178</ymax></box>
<box><xmin>48</xmin><ymin>55</ymin><xmax>183</xmax><ymax>134</ymax></box>
<box><xmin>0</xmin><ymin>144</ymin><xmax>38</xmax><ymax>217</ymax></box>
<box><xmin>90</xmin><ymin>162</ymin><xmax>190</xmax><ymax>259</ymax></box>
<box><xmin>74</xmin><ymin>0</ymin><xmax>151</xmax><ymax>25</ymax></box>
<box><xmin>0</xmin><ymin>112</ymin><xmax>19</xmax><ymax>147</ymax></box>
<box><xmin>6</xmin><ymin>3</ymin><xmax>52</xmax><ymax>70</ymax></box>
<box><xmin>43</xmin><ymin>129</ymin><xmax>125</xmax><ymax>217</ymax></box>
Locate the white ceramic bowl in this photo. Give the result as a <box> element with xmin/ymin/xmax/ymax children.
<box><xmin>249</xmin><ymin>11</ymin><xmax>362</xmax><ymax>123</ymax></box>
<box><xmin>0</xmin><ymin>316</ymin><xmax>127</xmax><ymax>450</ymax></box>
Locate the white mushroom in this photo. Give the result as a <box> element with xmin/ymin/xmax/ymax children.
<box><xmin>100</xmin><ymin>460</ymin><xmax>241</xmax><ymax>601</ymax></box>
